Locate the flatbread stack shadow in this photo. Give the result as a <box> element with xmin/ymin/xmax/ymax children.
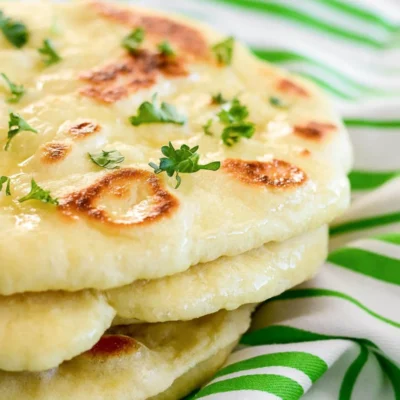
<box><xmin>0</xmin><ymin>1</ymin><xmax>352</xmax><ymax>399</ymax></box>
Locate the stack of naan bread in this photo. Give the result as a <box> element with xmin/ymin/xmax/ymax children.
<box><xmin>0</xmin><ymin>1</ymin><xmax>352</xmax><ymax>399</ymax></box>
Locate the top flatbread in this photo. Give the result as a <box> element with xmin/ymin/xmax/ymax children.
<box><xmin>0</xmin><ymin>1</ymin><xmax>351</xmax><ymax>294</ymax></box>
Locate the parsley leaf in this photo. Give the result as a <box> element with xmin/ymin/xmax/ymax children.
<box><xmin>149</xmin><ymin>142</ymin><xmax>220</xmax><ymax>189</ymax></box>
<box><xmin>157</xmin><ymin>40</ymin><xmax>175</xmax><ymax>57</ymax></box>
<box><xmin>0</xmin><ymin>11</ymin><xmax>28</xmax><ymax>48</ymax></box>
<box><xmin>38</xmin><ymin>39</ymin><xmax>61</xmax><ymax>66</ymax></box>
<box><xmin>217</xmin><ymin>98</ymin><xmax>248</xmax><ymax>124</ymax></box>
<box><xmin>202</xmin><ymin>118</ymin><xmax>214</xmax><ymax>136</ymax></box>
<box><xmin>212</xmin><ymin>36</ymin><xmax>234</xmax><ymax>66</ymax></box>
<box><xmin>122</xmin><ymin>27</ymin><xmax>145</xmax><ymax>53</ymax></box>
<box><xmin>129</xmin><ymin>94</ymin><xmax>186</xmax><ymax>126</ymax></box>
<box><xmin>221</xmin><ymin>123</ymin><xmax>255</xmax><ymax>147</ymax></box>
<box><xmin>269</xmin><ymin>96</ymin><xmax>287</xmax><ymax>108</ymax></box>
<box><xmin>5</xmin><ymin>112</ymin><xmax>37</xmax><ymax>151</ymax></box>
<box><xmin>1</xmin><ymin>73</ymin><xmax>24</xmax><ymax>103</ymax></box>
<box><xmin>88</xmin><ymin>149</ymin><xmax>125</xmax><ymax>170</ymax></box>
<box><xmin>0</xmin><ymin>176</ymin><xmax>11</xmax><ymax>196</ymax></box>
<box><xmin>18</xmin><ymin>179</ymin><xmax>58</xmax><ymax>205</ymax></box>
<box><xmin>211</xmin><ymin>92</ymin><xmax>228</xmax><ymax>105</ymax></box>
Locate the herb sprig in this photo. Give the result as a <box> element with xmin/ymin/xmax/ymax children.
<box><xmin>158</xmin><ymin>40</ymin><xmax>175</xmax><ymax>57</ymax></box>
<box><xmin>88</xmin><ymin>150</ymin><xmax>125</xmax><ymax>170</ymax></box>
<box><xmin>5</xmin><ymin>112</ymin><xmax>37</xmax><ymax>151</ymax></box>
<box><xmin>211</xmin><ymin>92</ymin><xmax>228</xmax><ymax>105</ymax></box>
<box><xmin>1</xmin><ymin>73</ymin><xmax>24</xmax><ymax>103</ymax></box>
<box><xmin>130</xmin><ymin>94</ymin><xmax>185</xmax><ymax>126</ymax></box>
<box><xmin>0</xmin><ymin>176</ymin><xmax>11</xmax><ymax>196</ymax></box>
<box><xmin>212</xmin><ymin>36</ymin><xmax>234</xmax><ymax>66</ymax></box>
<box><xmin>149</xmin><ymin>142</ymin><xmax>220</xmax><ymax>189</ymax></box>
<box><xmin>0</xmin><ymin>11</ymin><xmax>28</xmax><ymax>48</ymax></box>
<box><xmin>122</xmin><ymin>27</ymin><xmax>145</xmax><ymax>53</ymax></box>
<box><xmin>18</xmin><ymin>179</ymin><xmax>58</xmax><ymax>205</ymax></box>
<box><xmin>38</xmin><ymin>39</ymin><xmax>61</xmax><ymax>66</ymax></box>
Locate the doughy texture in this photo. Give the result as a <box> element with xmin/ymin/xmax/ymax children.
<box><xmin>0</xmin><ymin>226</ymin><xmax>326</xmax><ymax>372</ymax></box>
<box><xmin>0</xmin><ymin>291</ymin><xmax>115</xmax><ymax>372</ymax></box>
<box><xmin>109</xmin><ymin>226</ymin><xmax>328</xmax><ymax>323</ymax></box>
<box><xmin>0</xmin><ymin>306</ymin><xmax>252</xmax><ymax>400</ymax></box>
<box><xmin>0</xmin><ymin>1</ymin><xmax>351</xmax><ymax>295</ymax></box>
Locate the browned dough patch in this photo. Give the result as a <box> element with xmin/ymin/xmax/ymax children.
<box><xmin>40</xmin><ymin>142</ymin><xmax>71</xmax><ymax>164</ymax></box>
<box><xmin>277</xmin><ymin>79</ymin><xmax>308</xmax><ymax>97</ymax></box>
<box><xmin>79</xmin><ymin>50</ymin><xmax>188</xmax><ymax>103</ymax></box>
<box><xmin>89</xmin><ymin>1</ymin><xmax>209</xmax><ymax>58</ymax></box>
<box><xmin>223</xmin><ymin>158</ymin><xmax>307</xmax><ymax>188</ymax></box>
<box><xmin>69</xmin><ymin>121</ymin><xmax>101</xmax><ymax>139</ymax></box>
<box><xmin>294</xmin><ymin>121</ymin><xmax>337</xmax><ymax>140</ymax></box>
<box><xmin>59</xmin><ymin>168</ymin><xmax>179</xmax><ymax>227</ymax></box>
<box><xmin>87</xmin><ymin>335</ymin><xmax>139</xmax><ymax>357</ymax></box>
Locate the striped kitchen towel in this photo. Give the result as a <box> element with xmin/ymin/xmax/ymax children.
<box><xmin>131</xmin><ymin>0</ymin><xmax>400</xmax><ymax>398</ymax></box>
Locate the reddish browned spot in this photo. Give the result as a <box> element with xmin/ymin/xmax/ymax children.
<box><xmin>79</xmin><ymin>50</ymin><xmax>188</xmax><ymax>103</ymax></box>
<box><xmin>294</xmin><ymin>122</ymin><xmax>337</xmax><ymax>140</ymax></box>
<box><xmin>40</xmin><ymin>142</ymin><xmax>71</xmax><ymax>164</ymax></box>
<box><xmin>223</xmin><ymin>159</ymin><xmax>307</xmax><ymax>188</ymax></box>
<box><xmin>277</xmin><ymin>79</ymin><xmax>308</xmax><ymax>97</ymax></box>
<box><xmin>90</xmin><ymin>1</ymin><xmax>208</xmax><ymax>58</ymax></box>
<box><xmin>300</xmin><ymin>149</ymin><xmax>311</xmax><ymax>157</ymax></box>
<box><xmin>87</xmin><ymin>335</ymin><xmax>138</xmax><ymax>357</ymax></box>
<box><xmin>69</xmin><ymin>121</ymin><xmax>101</xmax><ymax>139</ymax></box>
<box><xmin>59</xmin><ymin>168</ymin><xmax>179</xmax><ymax>227</ymax></box>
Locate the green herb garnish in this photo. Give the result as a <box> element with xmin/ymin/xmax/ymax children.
<box><xmin>18</xmin><ymin>179</ymin><xmax>58</xmax><ymax>205</ymax></box>
<box><xmin>0</xmin><ymin>176</ymin><xmax>11</xmax><ymax>196</ymax></box>
<box><xmin>38</xmin><ymin>39</ymin><xmax>61</xmax><ymax>66</ymax></box>
<box><xmin>122</xmin><ymin>27</ymin><xmax>145</xmax><ymax>53</ymax></box>
<box><xmin>217</xmin><ymin>98</ymin><xmax>248</xmax><ymax>124</ymax></box>
<box><xmin>202</xmin><ymin>118</ymin><xmax>214</xmax><ymax>136</ymax></box>
<box><xmin>129</xmin><ymin>94</ymin><xmax>185</xmax><ymax>126</ymax></box>
<box><xmin>221</xmin><ymin>123</ymin><xmax>255</xmax><ymax>147</ymax></box>
<box><xmin>5</xmin><ymin>112</ymin><xmax>37</xmax><ymax>151</ymax></box>
<box><xmin>157</xmin><ymin>40</ymin><xmax>175</xmax><ymax>57</ymax></box>
<box><xmin>0</xmin><ymin>11</ymin><xmax>28</xmax><ymax>48</ymax></box>
<box><xmin>149</xmin><ymin>142</ymin><xmax>220</xmax><ymax>189</ymax></box>
<box><xmin>1</xmin><ymin>73</ymin><xmax>24</xmax><ymax>103</ymax></box>
<box><xmin>211</xmin><ymin>92</ymin><xmax>228</xmax><ymax>105</ymax></box>
<box><xmin>88</xmin><ymin>150</ymin><xmax>125</xmax><ymax>170</ymax></box>
<box><xmin>269</xmin><ymin>96</ymin><xmax>287</xmax><ymax>108</ymax></box>
<box><xmin>212</xmin><ymin>36</ymin><xmax>234</xmax><ymax>66</ymax></box>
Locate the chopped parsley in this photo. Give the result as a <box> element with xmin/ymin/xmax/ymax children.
<box><xmin>38</xmin><ymin>39</ymin><xmax>61</xmax><ymax>66</ymax></box>
<box><xmin>88</xmin><ymin>149</ymin><xmax>125</xmax><ymax>170</ymax></box>
<box><xmin>217</xmin><ymin>98</ymin><xmax>249</xmax><ymax>124</ymax></box>
<box><xmin>149</xmin><ymin>142</ymin><xmax>220</xmax><ymax>189</ymax></box>
<box><xmin>0</xmin><ymin>11</ymin><xmax>28</xmax><ymax>48</ymax></box>
<box><xmin>0</xmin><ymin>176</ymin><xmax>11</xmax><ymax>196</ymax></box>
<box><xmin>202</xmin><ymin>118</ymin><xmax>214</xmax><ymax>136</ymax></box>
<box><xmin>269</xmin><ymin>96</ymin><xmax>287</xmax><ymax>108</ymax></box>
<box><xmin>129</xmin><ymin>94</ymin><xmax>186</xmax><ymax>126</ymax></box>
<box><xmin>212</xmin><ymin>36</ymin><xmax>234</xmax><ymax>66</ymax></box>
<box><xmin>122</xmin><ymin>27</ymin><xmax>145</xmax><ymax>53</ymax></box>
<box><xmin>1</xmin><ymin>73</ymin><xmax>24</xmax><ymax>103</ymax></box>
<box><xmin>211</xmin><ymin>92</ymin><xmax>228</xmax><ymax>105</ymax></box>
<box><xmin>18</xmin><ymin>179</ymin><xmax>58</xmax><ymax>205</ymax></box>
<box><xmin>221</xmin><ymin>123</ymin><xmax>255</xmax><ymax>147</ymax></box>
<box><xmin>5</xmin><ymin>112</ymin><xmax>37</xmax><ymax>151</ymax></box>
<box><xmin>158</xmin><ymin>40</ymin><xmax>175</xmax><ymax>57</ymax></box>
<box><xmin>206</xmin><ymin>98</ymin><xmax>255</xmax><ymax>146</ymax></box>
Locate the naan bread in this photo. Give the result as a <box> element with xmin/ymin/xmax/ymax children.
<box><xmin>0</xmin><ymin>1</ymin><xmax>350</xmax><ymax>295</ymax></box>
<box><xmin>0</xmin><ymin>306</ymin><xmax>252</xmax><ymax>400</ymax></box>
<box><xmin>109</xmin><ymin>225</ymin><xmax>328</xmax><ymax>323</ymax></box>
<box><xmin>0</xmin><ymin>226</ymin><xmax>325</xmax><ymax>372</ymax></box>
<box><xmin>0</xmin><ymin>291</ymin><xmax>115</xmax><ymax>372</ymax></box>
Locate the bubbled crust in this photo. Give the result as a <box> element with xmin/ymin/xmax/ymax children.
<box><xmin>294</xmin><ymin>121</ymin><xmax>337</xmax><ymax>140</ymax></box>
<box><xmin>59</xmin><ymin>169</ymin><xmax>179</xmax><ymax>227</ymax></box>
<box><xmin>222</xmin><ymin>158</ymin><xmax>307</xmax><ymax>188</ymax></box>
<box><xmin>40</xmin><ymin>142</ymin><xmax>72</xmax><ymax>164</ymax></box>
<box><xmin>69</xmin><ymin>121</ymin><xmax>101</xmax><ymax>139</ymax></box>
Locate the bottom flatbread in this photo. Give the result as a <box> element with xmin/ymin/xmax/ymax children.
<box><xmin>0</xmin><ymin>226</ymin><xmax>327</xmax><ymax>372</ymax></box>
<box><xmin>0</xmin><ymin>306</ymin><xmax>252</xmax><ymax>400</ymax></box>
